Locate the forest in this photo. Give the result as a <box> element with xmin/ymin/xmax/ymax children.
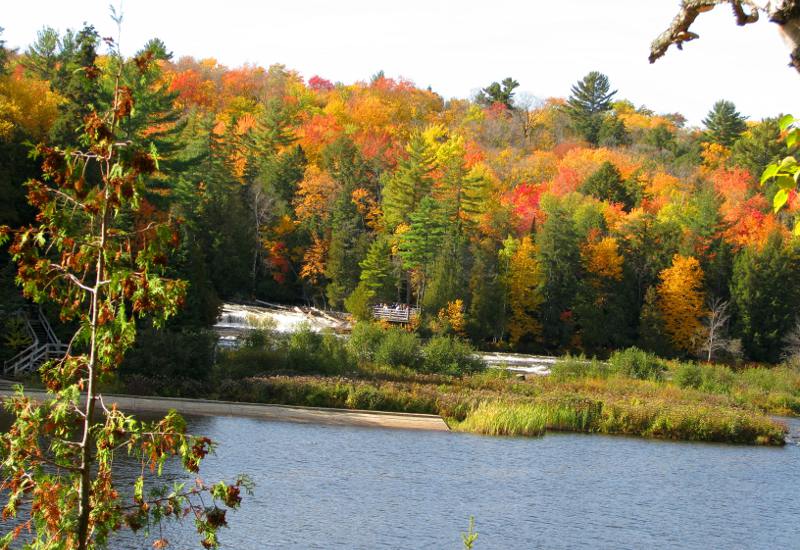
<box><xmin>1</xmin><ymin>22</ymin><xmax>799</xmax><ymax>367</ymax></box>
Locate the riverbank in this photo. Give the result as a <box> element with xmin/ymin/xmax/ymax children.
<box><xmin>0</xmin><ymin>383</ymin><xmax>449</xmax><ymax>431</ymax></box>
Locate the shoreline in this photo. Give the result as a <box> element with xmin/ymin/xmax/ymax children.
<box><xmin>0</xmin><ymin>386</ymin><xmax>450</xmax><ymax>432</ymax></box>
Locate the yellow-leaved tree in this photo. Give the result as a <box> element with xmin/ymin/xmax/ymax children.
<box><xmin>657</xmin><ymin>254</ymin><xmax>707</xmax><ymax>352</ymax></box>
<box><xmin>502</xmin><ymin>236</ymin><xmax>544</xmax><ymax>346</ymax></box>
<box><xmin>582</xmin><ymin>236</ymin><xmax>624</xmax><ymax>283</ymax></box>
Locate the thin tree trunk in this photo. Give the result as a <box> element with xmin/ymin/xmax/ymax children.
<box><xmin>77</xmin><ymin>190</ymin><xmax>107</xmax><ymax>549</ymax></box>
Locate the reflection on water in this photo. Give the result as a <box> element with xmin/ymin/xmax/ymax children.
<box><xmin>2</xmin><ymin>413</ymin><xmax>799</xmax><ymax>549</ymax></box>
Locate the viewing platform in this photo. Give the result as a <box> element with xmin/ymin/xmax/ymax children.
<box><xmin>371</xmin><ymin>305</ymin><xmax>420</xmax><ymax>324</ymax></box>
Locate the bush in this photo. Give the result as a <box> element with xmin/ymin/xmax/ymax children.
<box><xmin>422</xmin><ymin>336</ymin><xmax>485</xmax><ymax>375</ymax></box>
<box><xmin>286</xmin><ymin>324</ymin><xmax>355</xmax><ymax>375</ymax></box>
<box><xmin>608</xmin><ymin>347</ymin><xmax>667</xmax><ymax>381</ymax></box>
<box><xmin>699</xmin><ymin>364</ymin><xmax>734</xmax><ymax>393</ymax></box>
<box><xmin>348</xmin><ymin>321</ymin><xmax>386</xmax><ymax>362</ymax></box>
<box><xmin>550</xmin><ymin>355</ymin><xmax>611</xmax><ymax>380</ymax></box>
<box><xmin>674</xmin><ymin>362</ymin><xmax>702</xmax><ymax>389</ymax></box>
<box><xmin>374</xmin><ymin>328</ymin><xmax>422</xmax><ymax>369</ymax></box>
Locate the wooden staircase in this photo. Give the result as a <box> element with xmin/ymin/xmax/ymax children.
<box><xmin>3</xmin><ymin>307</ymin><xmax>68</xmax><ymax>378</ymax></box>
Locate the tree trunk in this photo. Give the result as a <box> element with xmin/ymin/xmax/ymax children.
<box><xmin>77</xmin><ymin>193</ymin><xmax>107</xmax><ymax>549</ymax></box>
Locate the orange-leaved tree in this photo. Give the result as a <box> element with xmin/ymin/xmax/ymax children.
<box><xmin>656</xmin><ymin>254</ymin><xmax>707</xmax><ymax>353</ymax></box>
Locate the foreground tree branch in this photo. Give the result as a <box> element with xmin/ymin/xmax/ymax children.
<box><xmin>0</xmin><ymin>21</ymin><xmax>249</xmax><ymax>550</ymax></box>
<box><xmin>650</xmin><ymin>0</ymin><xmax>800</xmax><ymax>72</ymax></box>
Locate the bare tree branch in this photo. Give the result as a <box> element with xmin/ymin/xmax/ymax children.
<box><xmin>650</xmin><ymin>1</ymin><xmax>761</xmax><ymax>65</ymax></box>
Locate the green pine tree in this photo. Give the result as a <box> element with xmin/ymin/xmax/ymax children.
<box><xmin>476</xmin><ymin>77</ymin><xmax>519</xmax><ymax>109</ymax></box>
<box><xmin>382</xmin><ymin>131</ymin><xmax>435</xmax><ymax>229</ymax></box>
<box><xmin>731</xmin><ymin>117</ymin><xmax>784</xmax><ymax>175</ymax></box>
<box><xmin>581</xmin><ymin>161</ymin><xmax>638</xmax><ymax>210</ymax></box>
<box><xmin>730</xmin><ymin>233</ymin><xmax>800</xmax><ymax>362</ymax></box>
<box><xmin>702</xmin><ymin>100</ymin><xmax>747</xmax><ymax>147</ymax></box>
<box><xmin>564</xmin><ymin>71</ymin><xmax>617</xmax><ymax>146</ymax></box>
<box><xmin>536</xmin><ymin>199</ymin><xmax>582</xmax><ymax>349</ymax></box>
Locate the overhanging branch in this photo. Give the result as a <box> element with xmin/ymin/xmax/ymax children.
<box><xmin>649</xmin><ymin>1</ymin><xmax>762</xmax><ymax>64</ymax></box>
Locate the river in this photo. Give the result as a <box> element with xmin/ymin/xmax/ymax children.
<box><xmin>94</xmin><ymin>414</ymin><xmax>800</xmax><ymax>549</ymax></box>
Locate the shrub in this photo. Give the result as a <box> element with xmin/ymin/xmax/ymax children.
<box><xmin>286</xmin><ymin>324</ymin><xmax>355</xmax><ymax>375</ymax></box>
<box><xmin>422</xmin><ymin>336</ymin><xmax>486</xmax><ymax>375</ymax></box>
<box><xmin>699</xmin><ymin>363</ymin><xmax>734</xmax><ymax>393</ymax></box>
<box><xmin>674</xmin><ymin>362</ymin><xmax>702</xmax><ymax>389</ymax></box>
<box><xmin>374</xmin><ymin>328</ymin><xmax>422</xmax><ymax>369</ymax></box>
<box><xmin>550</xmin><ymin>355</ymin><xmax>611</xmax><ymax>380</ymax></box>
<box><xmin>608</xmin><ymin>347</ymin><xmax>667</xmax><ymax>380</ymax></box>
<box><xmin>348</xmin><ymin>321</ymin><xmax>386</xmax><ymax>362</ymax></box>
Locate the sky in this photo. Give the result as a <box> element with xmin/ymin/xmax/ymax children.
<box><xmin>3</xmin><ymin>0</ymin><xmax>798</xmax><ymax>126</ymax></box>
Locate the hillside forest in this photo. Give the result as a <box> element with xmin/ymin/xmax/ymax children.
<box><xmin>2</xmin><ymin>24</ymin><xmax>799</xmax><ymax>365</ymax></box>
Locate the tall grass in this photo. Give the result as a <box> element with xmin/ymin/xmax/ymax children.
<box><xmin>455</xmin><ymin>402</ymin><xmax>547</xmax><ymax>437</ymax></box>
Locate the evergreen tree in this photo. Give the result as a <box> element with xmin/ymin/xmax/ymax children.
<box><xmin>325</xmin><ymin>188</ymin><xmax>369</xmax><ymax>308</ymax></box>
<box><xmin>564</xmin><ymin>71</ymin><xmax>617</xmax><ymax>146</ymax></box>
<box><xmin>598</xmin><ymin>114</ymin><xmax>630</xmax><ymax>147</ymax></box>
<box><xmin>536</xmin><ymin>200</ymin><xmax>581</xmax><ymax>349</ymax></box>
<box><xmin>644</xmin><ymin>124</ymin><xmax>677</xmax><ymax>152</ymax></box>
<box><xmin>422</xmin><ymin>231</ymin><xmax>468</xmax><ymax>315</ymax></box>
<box><xmin>467</xmin><ymin>239</ymin><xmax>505</xmax><ymax>342</ymax></box>
<box><xmin>581</xmin><ymin>161</ymin><xmax>638</xmax><ymax>210</ymax></box>
<box><xmin>730</xmin><ymin>117</ymin><xmax>784</xmax><ymax>175</ymax></box>
<box><xmin>397</xmin><ymin>196</ymin><xmax>448</xmax><ymax>304</ymax></box>
<box><xmin>45</xmin><ymin>25</ymin><xmax>103</xmax><ymax>146</ymax></box>
<box><xmin>702</xmin><ymin>100</ymin><xmax>747</xmax><ymax>147</ymax></box>
<box><xmin>730</xmin><ymin>233</ymin><xmax>800</xmax><ymax>362</ymax></box>
<box><xmin>637</xmin><ymin>286</ymin><xmax>673</xmax><ymax>356</ymax></box>
<box><xmin>476</xmin><ymin>77</ymin><xmax>519</xmax><ymax>110</ymax></box>
<box><xmin>382</xmin><ymin>131</ymin><xmax>435</xmax><ymax>229</ymax></box>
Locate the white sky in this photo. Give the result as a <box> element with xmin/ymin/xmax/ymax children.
<box><xmin>3</xmin><ymin>0</ymin><xmax>798</xmax><ymax>126</ymax></box>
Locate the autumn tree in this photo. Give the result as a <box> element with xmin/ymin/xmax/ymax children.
<box><xmin>657</xmin><ymin>254</ymin><xmax>707</xmax><ymax>353</ymax></box>
<box><xmin>0</xmin><ymin>36</ymin><xmax>248</xmax><ymax>549</ymax></box>
<box><xmin>703</xmin><ymin>100</ymin><xmax>747</xmax><ymax>147</ymax></box>
<box><xmin>575</xmin><ymin>236</ymin><xmax>631</xmax><ymax>352</ymax></box>
<box><xmin>502</xmin><ymin>236</ymin><xmax>544</xmax><ymax>346</ymax></box>
<box><xmin>564</xmin><ymin>71</ymin><xmax>617</xmax><ymax>146</ymax></box>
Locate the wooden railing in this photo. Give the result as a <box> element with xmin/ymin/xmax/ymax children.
<box><xmin>2</xmin><ymin>307</ymin><xmax>67</xmax><ymax>377</ymax></box>
<box><xmin>372</xmin><ymin>306</ymin><xmax>420</xmax><ymax>323</ymax></box>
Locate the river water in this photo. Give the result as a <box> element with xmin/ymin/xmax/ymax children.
<box><xmin>95</xmin><ymin>415</ymin><xmax>800</xmax><ymax>549</ymax></box>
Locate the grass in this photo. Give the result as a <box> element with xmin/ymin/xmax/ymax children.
<box><xmin>113</xmin><ymin>329</ymin><xmax>795</xmax><ymax>446</ymax></box>
<box><xmin>196</xmin><ymin>370</ymin><xmax>787</xmax><ymax>445</ymax></box>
